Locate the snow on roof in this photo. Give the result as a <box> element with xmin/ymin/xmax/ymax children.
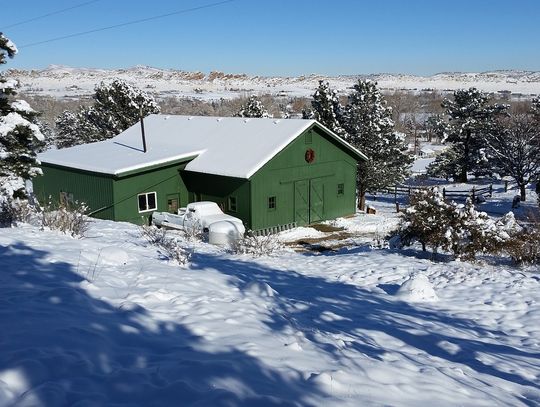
<box><xmin>39</xmin><ymin>115</ymin><xmax>366</xmax><ymax>178</ymax></box>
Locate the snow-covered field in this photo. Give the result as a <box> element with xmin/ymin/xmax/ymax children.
<box><xmin>1</xmin><ymin>197</ymin><xmax>539</xmax><ymax>406</ymax></box>
<box><xmin>7</xmin><ymin>66</ymin><xmax>540</xmax><ymax>101</ymax></box>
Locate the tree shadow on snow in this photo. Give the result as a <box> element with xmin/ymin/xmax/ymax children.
<box><xmin>0</xmin><ymin>242</ymin><xmax>323</xmax><ymax>407</ymax></box>
<box><xmin>190</xmin><ymin>252</ymin><xmax>540</xmax><ymax>395</ymax></box>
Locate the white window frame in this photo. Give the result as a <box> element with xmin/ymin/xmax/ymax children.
<box><xmin>137</xmin><ymin>191</ymin><xmax>157</xmax><ymax>213</ymax></box>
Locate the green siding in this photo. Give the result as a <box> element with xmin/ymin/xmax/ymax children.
<box><xmin>113</xmin><ymin>162</ymin><xmax>190</xmax><ymax>224</ymax></box>
<box><xmin>33</xmin><ymin>164</ymin><xmax>115</xmax><ymax>220</ymax></box>
<box><xmin>249</xmin><ymin>125</ymin><xmax>358</xmax><ymax>230</ymax></box>
<box><xmin>181</xmin><ymin>171</ymin><xmax>251</xmax><ymax>228</ymax></box>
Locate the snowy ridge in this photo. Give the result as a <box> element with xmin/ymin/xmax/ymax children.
<box><xmin>6</xmin><ymin>66</ymin><xmax>540</xmax><ymax>100</ymax></box>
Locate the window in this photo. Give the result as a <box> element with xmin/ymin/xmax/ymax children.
<box><xmin>305</xmin><ymin>132</ymin><xmax>313</xmax><ymax>144</ymax></box>
<box><xmin>138</xmin><ymin>192</ymin><xmax>157</xmax><ymax>212</ymax></box>
<box><xmin>268</xmin><ymin>196</ymin><xmax>276</xmax><ymax>210</ymax></box>
<box><xmin>337</xmin><ymin>183</ymin><xmax>344</xmax><ymax>196</ymax></box>
<box><xmin>228</xmin><ymin>196</ymin><xmax>237</xmax><ymax>212</ymax></box>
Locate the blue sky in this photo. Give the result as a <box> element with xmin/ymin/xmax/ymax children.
<box><xmin>1</xmin><ymin>0</ymin><xmax>539</xmax><ymax>76</ymax></box>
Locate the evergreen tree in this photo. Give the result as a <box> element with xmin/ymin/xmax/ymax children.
<box><xmin>91</xmin><ymin>79</ymin><xmax>161</xmax><ymax>138</ymax></box>
<box><xmin>484</xmin><ymin>114</ymin><xmax>540</xmax><ymax>201</ymax></box>
<box><xmin>306</xmin><ymin>80</ymin><xmax>345</xmax><ymax>137</ymax></box>
<box><xmin>426</xmin><ymin>146</ymin><xmax>462</xmax><ymax>181</ymax></box>
<box><xmin>54</xmin><ymin>109</ymin><xmax>100</xmax><ymax>148</ymax></box>
<box><xmin>436</xmin><ymin>88</ymin><xmax>507</xmax><ymax>182</ymax></box>
<box><xmin>425</xmin><ymin>114</ymin><xmax>446</xmax><ymax>143</ymax></box>
<box><xmin>235</xmin><ymin>95</ymin><xmax>271</xmax><ymax>118</ymax></box>
<box><xmin>342</xmin><ymin>80</ymin><xmax>412</xmax><ymax>210</ymax></box>
<box><xmin>531</xmin><ymin>97</ymin><xmax>540</xmax><ymax>121</ymax></box>
<box><xmin>55</xmin><ymin>79</ymin><xmax>160</xmax><ymax>148</ymax></box>
<box><xmin>0</xmin><ymin>33</ymin><xmax>44</xmax><ymax>202</ymax></box>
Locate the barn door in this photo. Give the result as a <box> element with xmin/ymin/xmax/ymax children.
<box><xmin>309</xmin><ymin>179</ymin><xmax>324</xmax><ymax>222</ymax></box>
<box><xmin>294</xmin><ymin>180</ymin><xmax>309</xmax><ymax>225</ymax></box>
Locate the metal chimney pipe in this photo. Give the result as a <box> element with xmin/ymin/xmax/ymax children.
<box><xmin>139</xmin><ymin>108</ymin><xmax>147</xmax><ymax>153</ymax></box>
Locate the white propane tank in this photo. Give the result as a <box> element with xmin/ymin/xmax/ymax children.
<box><xmin>208</xmin><ymin>221</ymin><xmax>244</xmax><ymax>246</ymax></box>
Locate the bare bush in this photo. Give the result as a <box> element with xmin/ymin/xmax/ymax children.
<box><xmin>139</xmin><ymin>225</ymin><xmax>191</xmax><ymax>265</ymax></box>
<box><xmin>158</xmin><ymin>239</ymin><xmax>191</xmax><ymax>265</ymax></box>
<box><xmin>181</xmin><ymin>221</ymin><xmax>204</xmax><ymax>242</ymax></box>
<box><xmin>140</xmin><ymin>224</ymin><xmax>168</xmax><ymax>245</ymax></box>
<box><xmin>232</xmin><ymin>232</ymin><xmax>281</xmax><ymax>257</ymax></box>
<box><xmin>41</xmin><ymin>199</ymin><xmax>90</xmax><ymax>238</ymax></box>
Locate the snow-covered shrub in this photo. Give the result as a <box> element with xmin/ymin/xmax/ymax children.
<box><xmin>457</xmin><ymin>202</ymin><xmax>519</xmax><ymax>260</ymax></box>
<box><xmin>181</xmin><ymin>220</ymin><xmax>204</xmax><ymax>242</ymax></box>
<box><xmin>0</xmin><ymin>198</ymin><xmax>37</xmax><ymax>226</ymax></box>
<box><xmin>370</xmin><ymin>233</ymin><xmax>389</xmax><ymax>250</ymax></box>
<box><xmin>504</xmin><ymin>220</ymin><xmax>540</xmax><ymax>265</ymax></box>
<box><xmin>158</xmin><ymin>238</ymin><xmax>191</xmax><ymax>266</ymax></box>
<box><xmin>41</xmin><ymin>199</ymin><xmax>90</xmax><ymax>238</ymax></box>
<box><xmin>400</xmin><ymin>189</ymin><xmax>517</xmax><ymax>260</ymax></box>
<box><xmin>232</xmin><ymin>232</ymin><xmax>281</xmax><ymax>257</ymax></box>
<box><xmin>139</xmin><ymin>225</ymin><xmax>191</xmax><ymax>266</ymax></box>
<box><xmin>140</xmin><ymin>224</ymin><xmax>168</xmax><ymax>246</ymax></box>
<box><xmin>0</xmin><ymin>200</ymin><xmax>16</xmax><ymax>226</ymax></box>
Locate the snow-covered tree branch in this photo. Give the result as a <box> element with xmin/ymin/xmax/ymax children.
<box><xmin>55</xmin><ymin>78</ymin><xmax>160</xmax><ymax>148</ymax></box>
<box><xmin>0</xmin><ymin>33</ymin><xmax>45</xmax><ymax>204</ymax></box>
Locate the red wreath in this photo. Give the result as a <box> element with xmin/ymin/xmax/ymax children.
<box><xmin>305</xmin><ymin>148</ymin><xmax>315</xmax><ymax>163</ymax></box>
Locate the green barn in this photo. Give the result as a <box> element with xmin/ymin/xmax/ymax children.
<box><xmin>34</xmin><ymin>115</ymin><xmax>367</xmax><ymax>232</ymax></box>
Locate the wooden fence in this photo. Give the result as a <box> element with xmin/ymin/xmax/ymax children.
<box><xmin>383</xmin><ymin>184</ymin><xmax>493</xmax><ymax>201</ymax></box>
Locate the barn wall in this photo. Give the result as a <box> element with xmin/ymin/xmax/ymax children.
<box><xmin>112</xmin><ymin>162</ymin><xmax>190</xmax><ymax>224</ymax></box>
<box><xmin>250</xmin><ymin>126</ymin><xmax>358</xmax><ymax>230</ymax></box>
<box><xmin>33</xmin><ymin>164</ymin><xmax>115</xmax><ymax>220</ymax></box>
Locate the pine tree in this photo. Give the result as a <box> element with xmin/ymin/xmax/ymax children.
<box><xmin>54</xmin><ymin>109</ymin><xmax>101</xmax><ymax>148</ymax></box>
<box><xmin>307</xmin><ymin>80</ymin><xmax>345</xmax><ymax>137</ymax></box>
<box><xmin>91</xmin><ymin>79</ymin><xmax>161</xmax><ymax>138</ymax></box>
<box><xmin>55</xmin><ymin>79</ymin><xmax>160</xmax><ymax>148</ymax></box>
<box><xmin>425</xmin><ymin>114</ymin><xmax>446</xmax><ymax>143</ymax></box>
<box><xmin>426</xmin><ymin>145</ymin><xmax>462</xmax><ymax>181</ymax></box>
<box><xmin>484</xmin><ymin>114</ymin><xmax>540</xmax><ymax>201</ymax></box>
<box><xmin>0</xmin><ymin>33</ymin><xmax>44</xmax><ymax>202</ymax></box>
<box><xmin>436</xmin><ymin>88</ymin><xmax>507</xmax><ymax>182</ymax></box>
<box><xmin>342</xmin><ymin>80</ymin><xmax>412</xmax><ymax>210</ymax></box>
<box><xmin>235</xmin><ymin>95</ymin><xmax>271</xmax><ymax>118</ymax></box>
<box><xmin>531</xmin><ymin>97</ymin><xmax>540</xmax><ymax>121</ymax></box>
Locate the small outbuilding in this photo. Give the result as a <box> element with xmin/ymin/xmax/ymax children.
<box><xmin>34</xmin><ymin>115</ymin><xmax>367</xmax><ymax>232</ymax></box>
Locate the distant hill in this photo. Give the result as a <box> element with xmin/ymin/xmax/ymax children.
<box><xmin>6</xmin><ymin>65</ymin><xmax>540</xmax><ymax>100</ymax></box>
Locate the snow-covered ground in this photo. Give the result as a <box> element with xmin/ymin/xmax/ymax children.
<box><xmin>7</xmin><ymin>66</ymin><xmax>540</xmax><ymax>101</ymax></box>
<box><xmin>1</xmin><ymin>194</ymin><xmax>539</xmax><ymax>406</ymax></box>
